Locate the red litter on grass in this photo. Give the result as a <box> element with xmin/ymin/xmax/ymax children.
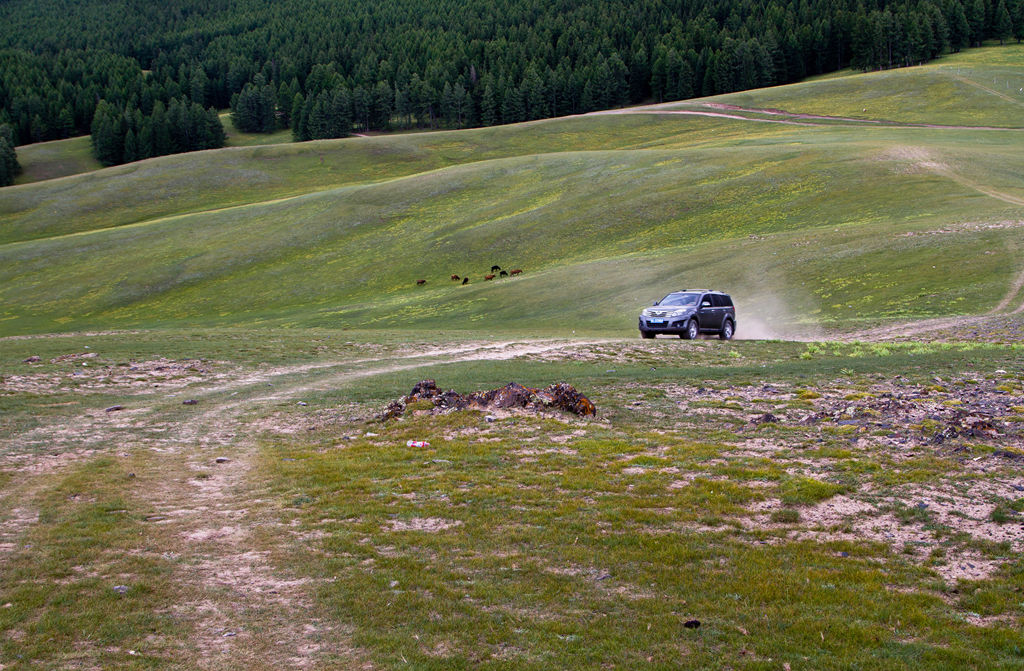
<box><xmin>406</xmin><ymin>440</ymin><xmax>430</xmax><ymax>448</ymax></box>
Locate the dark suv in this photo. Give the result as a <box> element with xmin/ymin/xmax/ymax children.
<box><xmin>639</xmin><ymin>290</ymin><xmax>736</xmax><ymax>340</ymax></box>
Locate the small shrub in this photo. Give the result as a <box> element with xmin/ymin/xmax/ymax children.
<box><xmin>779</xmin><ymin>476</ymin><xmax>844</xmax><ymax>505</ymax></box>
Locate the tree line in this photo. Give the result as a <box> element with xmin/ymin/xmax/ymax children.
<box><xmin>1</xmin><ymin>0</ymin><xmax>1022</xmax><ymax>164</ymax></box>
<box><xmin>90</xmin><ymin>99</ymin><xmax>225</xmax><ymax>166</ymax></box>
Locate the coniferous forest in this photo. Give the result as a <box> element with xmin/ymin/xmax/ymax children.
<box><xmin>1</xmin><ymin>0</ymin><xmax>1021</xmax><ymax>169</ymax></box>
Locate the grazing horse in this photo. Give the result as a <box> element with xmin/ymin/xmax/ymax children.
<box><xmin>499</xmin><ymin>270</ymin><xmax>508</xmax><ymax>277</ymax></box>
<box><xmin>490</xmin><ymin>265</ymin><xmax>501</xmax><ymax>272</ymax></box>
<box><xmin>450</xmin><ymin>274</ymin><xmax>460</xmax><ymax>281</ymax></box>
<box><xmin>484</xmin><ymin>274</ymin><xmax>495</xmax><ymax>281</ymax></box>
<box><xmin>509</xmin><ymin>269</ymin><xmax>523</xmax><ymax>276</ymax></box>
<box><xmin>416</xmin><ymin>279</ymin><xmax>427</xmax><ymax>286</ymax></box>
<box><xmin>462</xmin><ymin>277</ymin><xmax>469</xmax><ymax>285</ymax></box>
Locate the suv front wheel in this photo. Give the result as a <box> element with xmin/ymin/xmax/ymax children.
<box><xmin>681</xmin><ymin>319</ymin><xmax>699</xmax><ymax>340</ymax></box>
<box><xmin>720</xmin><ymin>319</ymin><xmax>734</xmax><ymax>340</ymax></box>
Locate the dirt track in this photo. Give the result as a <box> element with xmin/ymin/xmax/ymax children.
<box><xmin>1</xmin><ymin>338</ymin><xmax>617</xmax><ymax>669</ymax></box>
<box><xmin>592</xmin><ymin>101</ymin><xmax>1024</xmax><ymax>131</ymax></box>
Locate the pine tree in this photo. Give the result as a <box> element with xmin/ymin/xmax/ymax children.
<box><xmin>0</xmin><ymin>123</ymin><xmax>20</xmax><ymax>187</ymax></box>
<box><xmin>276</xmin><ymin>80</ymin><xmax>294</xmax><ymax>128</ymax></box>
<box><xmin>190</xmin><ymin>65</ymin><xmax>209</xmax><ymax>106</ymax></box>
<box><xmin>205</xmin><ymin>107</ymin><xmax>226</xmax><ymax>148</ymax></box>
<box><xmin>90</xmin><ymin>100</ymin><xmax>123</xmax><ymax>166</ymax></box>
<box><xmin>151</xmin><ymin>101</ymin><xmax>171</xmax><ymax>155</ymax></box>
<box><xmin>948</xmin><ymin>0</ymin><xmax>972</xmax><ymax>51</ymax></box>
<box><xmin>394</xmin><ymin>85</ymin><xmax>411</xmax><ymax>129</ymax></box>
<box><xmin>291</xmin><ymin>93</ymin><xmax>307</xmax><ymax>141</ymax></box>
<box><xmin>352</xmin><ymin>86</ymin><xmax>371</xmax><ymax>130</ymax></box>
<box><xmin>137</xmin><ymin>120</ymin><xmax>153</xmax><ymax>159</ymax></box>
<box><xmin>123</xmin><ymin>128</ymin><xmax>138</xmax><ymax>162</ymax></box>
<box><xmin>650</xmin><ymin>53</ymin><xmax>667</xmax><ymax>102</ymax></box>
<box><xmin>480</xmin><ymin>83</ymin><xmax>497</xmax><ymax>126</ymax></box>
<box><xmin>995</xmin><ymin>0</ymin><xmax>1013</xmax><ymax>42</ymax></box>
<box><xmin>441</xmin><ymin>82</ymin><xmax>455</xmax><ymax>126</ymax></box>
<box><xmin>330</xmin><ymin>88</ymin><xmax>353</xmax><ymax>136</ymax></box>
<box><xmin>969</xmin><ymin>0</ymin><xmax>986</xmax><ymax>46</ymax></box>
<box><xmin>372</xmin><ymin>81</ymin><xmax>393</xmax><ymax>130</ymax></box>
<box><xmin>502</xmin><ymin>86</ymin><xmax>525</xmax><ymax>122</ymax></box>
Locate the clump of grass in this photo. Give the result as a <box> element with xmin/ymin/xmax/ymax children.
<box><xmin>989</xmin><ymin>505</ymin><xmax>1019</xmax><ymax>524</ymax></box>
<box><xmin>404</xmin><ymin>398</ymin><xmax>435</xmax><ymax>412</ymax></box>
<box><xmin>779</xmin><ymin>476</ymin><xmax>845</xmax><ymax>505</ymax></box>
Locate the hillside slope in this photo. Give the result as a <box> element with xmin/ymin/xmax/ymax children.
<box><xmin>2</xmin><ymin>48</ymin><xmax>1023</xmax><ymax>338</ymax></box>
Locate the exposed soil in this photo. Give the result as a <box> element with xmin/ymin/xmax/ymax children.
<box><xmin>653</xmin><ymin>375</ymin><xmax>1024</xmax><ymax>580</ymax></box>
<box><xmin>2</xmin><ymin>357</ymin><xmax>225</xmax><ymax>395</ymax></box>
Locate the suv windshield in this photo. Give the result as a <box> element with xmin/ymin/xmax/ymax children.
<box><xmin>659</xmin><ymin>293</ymin><xmax>699</xmax><ymax>307</ymax></box>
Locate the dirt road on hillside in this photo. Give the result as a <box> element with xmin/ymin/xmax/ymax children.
<box><xmin>593</xmin><ymin>101</ymin><xmax>1024</xmax><ymax>131</ymax></box>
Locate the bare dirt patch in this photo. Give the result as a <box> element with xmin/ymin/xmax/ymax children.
<box><xmin>386</xmin><ymin>517</ymin><xmax>463</xmax><ymax>532</ymax></box>
<box><xmin>2</xmin><ymin>357</ymin><xmax>224</xmax><ymax>395</ymax></box>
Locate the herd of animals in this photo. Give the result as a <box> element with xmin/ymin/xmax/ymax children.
<box><xmin>415</xmin><ymin>265</ymin><xmax>522</xmax><ymax>286</ymax></box>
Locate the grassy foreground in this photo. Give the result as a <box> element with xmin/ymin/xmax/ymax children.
<box><xmin>1</xmin><ymin>331</ymin><xmax>1023</xmax><ymax>669</ymax></box>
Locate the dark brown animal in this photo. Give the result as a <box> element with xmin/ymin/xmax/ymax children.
<box><xmin>484</xmin><ymin>274</ymin><xmax>495</xmax><ymax>281</ymax></box>
<box><xmin>499</xmin><ymin>270</ymin><xmax>508</xmax><ymax>277</ymax></box>
<box><xmin>450</xmin><ymin>274</ymin><xmax>460</xmax><ymax>281</ymax></box>
<box><xmin>462</xmin><ymin>277</ymin><xmax>469</xmax><ymax>285</ymax></box>
<box><xmin>491</xmin><ymin>265</ymin><xmax>501</xmax><ymax>272</ymax></box>
<box><xmin>416</xmin><ymin>279</ymin><xmax>427</xmax><ymax>286</ymax></box>
<box><xmin>510</xmin><ymin>269</ymin><xmax>523</xmax><ymax>276</ymax></box>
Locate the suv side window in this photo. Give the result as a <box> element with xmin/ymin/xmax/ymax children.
<box><xmin>710</xmin><ymin>294</ymin><xmax>724</xmax><ymax>307</ymax></box>
<box><xmin>719</xmin><ymin>294</ymin><xmax>733</xmax><ymax>307</ymax></box>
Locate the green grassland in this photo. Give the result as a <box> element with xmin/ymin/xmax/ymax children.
<box><xmin>2</xmin><ymin>48</ymin><xmax>1024</xmax><ymax>337</ymax></box>
<box><xmin>12</xmin><ymin>135</ymin><xmax>102</xmax><ymax>185</ymax></box>
<box><xmin>684</xmin><ymin>45</ymin><xmax>1024</xmax><ymax>128</ymax></box>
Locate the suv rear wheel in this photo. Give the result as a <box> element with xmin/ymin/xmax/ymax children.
<box><xmin>719</xmin><ymin>319</ymin><xmax>734</xmax><ymax>340</ymax></box>
<box><xmin>681</xmin><ymin>319</ymin><xmax>699</xmax><ymax>340</ymax></box>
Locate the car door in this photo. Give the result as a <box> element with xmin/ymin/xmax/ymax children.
<box><xmin>697</xmin><ymin>294</ymin><xmax>720</xmax><ymax>331</ymax></box>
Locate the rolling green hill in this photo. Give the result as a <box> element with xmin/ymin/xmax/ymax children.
<box><xmin>2</xmin><ymin>47</ymin><xmax>1024</xmax><ymax>338</ymax></box>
